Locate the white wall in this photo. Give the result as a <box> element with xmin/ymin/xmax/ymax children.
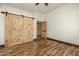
<box><xmin>47</xmin><ymin>4</ymin><xmax>79</xmax><ymax>45</ymax></box>
<box><xmin>0</xmin><ymin>13</ymin><xmax>5</xmax><ymax>45</ymax></box>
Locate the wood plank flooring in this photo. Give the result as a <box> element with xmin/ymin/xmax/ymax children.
<box><xmin>0</xmin><ymin>39</ymin><xmax>79</xmax><ymax>56</ymax></box>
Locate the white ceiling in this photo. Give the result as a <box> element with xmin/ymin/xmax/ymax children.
<box><xmin>6</xmin><ymin>3</ymin><xmax>65</xmax><ymax>14</ymax></box>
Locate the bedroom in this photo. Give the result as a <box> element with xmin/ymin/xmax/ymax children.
<box><xmin>0</xmin><ymin>3</ymin><xmax>79</xmax><ymax>56</ymax></box>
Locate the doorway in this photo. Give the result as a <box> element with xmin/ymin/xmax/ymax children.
<box><xmin>37</xmin><ymin>21</ymin><xmax>42</xmax><ymax>40</ymax></box>
<box><xmin>37</xmin><ymin>21</ymin><xmax>47</xmax><ymax>50</ymax></box>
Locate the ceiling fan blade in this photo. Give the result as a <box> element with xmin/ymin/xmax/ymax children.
<box><xmin>35</xmin><ymin>3</ymin><xmax>39</xmax><ymax>5</ymax></box>
<box><xmin>45</xmin><ymin>3</ymin><xmax>48</xmax><ymax>6</ymax></box>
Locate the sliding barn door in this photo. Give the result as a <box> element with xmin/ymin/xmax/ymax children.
<box><xmin>23</xmin><ymin>17</ymin><xmax>34</xmax><ymax>43</ymax></box>
<box><xmin>5</xmin><ymin>13</ymin><xmax>34</xmax><ymax>47</ymax></box>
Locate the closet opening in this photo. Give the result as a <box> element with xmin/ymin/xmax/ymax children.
<box><xmin>37</xmin><ymin>21</ymin><xmax>47</xmax><ymax>50</ymax></box>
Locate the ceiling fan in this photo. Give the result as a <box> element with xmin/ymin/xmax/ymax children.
<box><xmin>35</xmin><ymin>3</ymin><xmax>48</xmax><ymax>6</ymax></box>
